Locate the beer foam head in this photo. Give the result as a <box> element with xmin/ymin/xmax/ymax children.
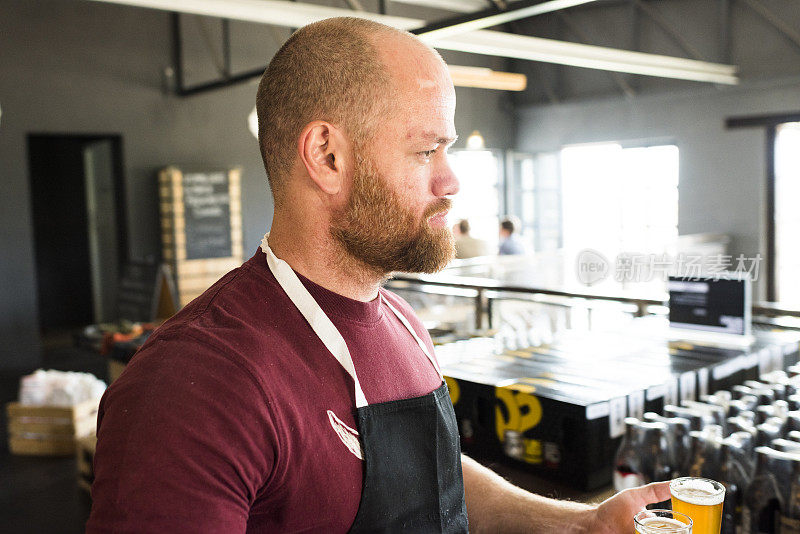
<box><xmin>670</xmin><ymin>477</ymin><xmax>725</xmax><ymax>505</ymax></box>
<box><xmin>637</xmin><ymin>517</ymin><xmax>689</xmax><ymax>532</ymax></box>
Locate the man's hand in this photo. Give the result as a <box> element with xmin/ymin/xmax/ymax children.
<box><xmin>587</xmin><ymin>481</ymin><xmax>672</xmax><ymax>533</ymax></box>
<box><xmin>462</xmin><ymin>455</ymin><xmax>672</xmax><ymax>533</ymax></box>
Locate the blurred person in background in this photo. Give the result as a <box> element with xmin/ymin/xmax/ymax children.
<box><xmin>499</xmin><ymin>215</ymin><xmax>525</xmax><ymax>255</ymax></box>
<box><xmin>454</xmin><ymin>218</ymin><xmax>490</xmax><ymax>259</ymax></box>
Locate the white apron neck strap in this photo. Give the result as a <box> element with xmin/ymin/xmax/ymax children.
<box><xmin>262</xmin><ymin>235</ymin><xmax>369</xmax><ymax>408</ymax></box>
<box><xmin>380</xmin><ymin>295</ymin><xmax>442</xmax><ymax>379</ymax></box>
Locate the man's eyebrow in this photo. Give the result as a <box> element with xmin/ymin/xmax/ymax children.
<box><xmin>415</xmin><ymin>132</ymin><xmax>459</xmax><ymax>145</ymax></box>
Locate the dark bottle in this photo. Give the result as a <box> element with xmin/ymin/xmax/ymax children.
<box><xmin>750</xmin><ymin>380</ymin><xmax>787</xmax><ymax>402</ymax></box>
<box><xmin>684</xmin><ymin>400</ymin><xmax>728</xmax><ymax>432</ymax></box>
<box><xmin>756</xmin><ymin>420</ymin><xmax>784</xmax><ymax>448</ymax></box>
<box><xmin>733</xmin><ymin>385</ymin><xmax>755</xmax><ymax>399</ymax></box>
<box><xmin>728</xmin><ymin>430</ymin><xmax>756</xmax><ymax>480</ymax></box>
<box><xmin>786</xmin><ymin>413</ymin><xmax>800</xmax><ymax>435</ymax></box>
<box><xmin>740</xmin><ymin>410</ymin><xmax>758</xmax><ymax>426</ymax></box>
<box><xmin>643</xmin><ymin>413</ymin><xmax>691</xmax><ymax>476</ymax></box>
<box><xmin>781</xmin><ymin>458</ymin><xmax>800</xmax><ymax>534</ymax></box>
<box><xmin>772</xmin><ymin>438</ymin><xmax>800</xmax><ymax>454</ymax></box>
<box><xmin>684</xmin><ymin>430</ymin><xmax>715</xmax><ymax>479</ymax></box>
<box><xmin>743</xmin><ymin>447</ymin><xmax>783</xmax><ymax>534</ymax></box>
<box><xmin>730</xmin><ymin>399</ymin><xmax>754</xmax><ymax>417</ymax></box>
<box><xmin>614</xmin><ymin>417</ymin><xmax>645</xmax><ymax>491</ymax></box>
<box><xmin>757</xmin><ymin>406</ymin><xmax>776</xmax><ymax>425</ymax></box>
<box><xmin>665</xmin><ymin>404</ymin><xmax>715</xmax><ymax>432</ymax></box>
<box><xmin>774</xmin><ymin>400</ymin><xmax>790</xmax><ymax>422</ymax></box>
<box><xmin>753</xmin><ymin>389</ymin><xmax>777</xmax><ymax>407</ymax></box>
<box><xmin>740</xmin><ymin>396</ymin><xmax>761</xmax><ymax>413</ymax></box>
<box><xmin>729</xmin><ymin>416</ymin><xmax>757</xmax><ymax>438</ymax></box>
<box><xmin>719</xmin><ymin>438</ymin><xmax>749</xmax><ymax>534</ymax></box>
<box><xmin>771</xmin><ymin>383</ymin><xmax>787</xmax><ymax>402</ymax></box>
<box><xmin>638</xmin><ymin>421</ymin><xmax>672</xmax><ymax>483</ymax></box>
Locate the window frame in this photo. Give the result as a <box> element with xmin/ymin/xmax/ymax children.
<box><xmin>727</xmin><ymin>112</ymin><xmax>800</xmax><ymax>302</ymax></box>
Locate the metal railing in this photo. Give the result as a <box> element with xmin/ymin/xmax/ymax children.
<box><xmin>386</xmin><ymin>274</ymin><xmax>800</xmax><ymax>331</ymax></box>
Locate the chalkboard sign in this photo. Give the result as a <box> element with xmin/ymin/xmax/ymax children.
<box><xmin>117</xmin><ymin>260</ymin><xmax>179</xmax><ymax>322</ymax></box>
<box><xmin>182</xmin><ymin>172</ymin><xmax>232</xmax><ymax>260</ymax></box>
<box><xmin>159</xmin><ymin>167</ymin><xmax>243</xmax><ymax>307</ymax></box>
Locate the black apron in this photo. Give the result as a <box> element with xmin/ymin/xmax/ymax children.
<box><xmin>262</xmin><ymin>236</ymin><xmax>468</xmax><ymax>533</ymax></box>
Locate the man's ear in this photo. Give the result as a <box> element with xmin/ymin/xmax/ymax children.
<box><xmin>297</xmin><ymin>121</ymin><xmax>351</xmax><ymax>196</ymax></box>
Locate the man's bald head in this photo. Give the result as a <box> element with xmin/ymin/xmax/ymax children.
<box><xmin>256</xmin><ymin>17</ymin><xmax>439</xmax><ymax>204</ymax></box>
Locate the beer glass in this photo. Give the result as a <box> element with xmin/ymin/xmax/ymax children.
<box><xmin>634</xmin><ymin>509</ymin><xmax>692</xmax><ymax>533</ymax></box>
<box><xmin>670</xmin><ymin>477</ymin><xmax>725</xmax><ymax>534</ymax></box>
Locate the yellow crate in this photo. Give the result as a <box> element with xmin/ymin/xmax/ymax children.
<box><xmin>6</xmin><ymin>399</ymin><xmax>98</xmax><ymax>456</ymax></box>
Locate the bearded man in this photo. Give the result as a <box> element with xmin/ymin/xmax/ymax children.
<box><xmin>87</xmin><ymin>17</ymin><xmax>667</xmax><ymax>533</ymax></box>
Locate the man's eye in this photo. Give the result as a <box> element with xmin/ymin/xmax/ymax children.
<box><xmin>420</xmin><ymin>149</ymin><xmax>436</xmax><ymax>158</ymax></box>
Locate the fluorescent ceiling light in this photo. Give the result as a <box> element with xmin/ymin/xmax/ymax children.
<box><xmin>448</xmin><ymin>65</ymin><xmax>527</xmax><ymax>91</ymax></box>
<box><xmin>416</xmin><ymin>0</ymin><xmax>600</xmax><ymax>41</ymax></box>
<box><xmin>85</xmin><ymin>0</ymin><xmax>739</xmax><ymax>85</ymax></box>
<box><xmin>435</xmin><ymin>31</ymin><xmax>739</xmax><ymax>84</ymax></box>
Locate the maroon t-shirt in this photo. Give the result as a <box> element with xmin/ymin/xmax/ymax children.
<box><xmin>86</xmin><ymin>250</ymin><xmax>442</xmax><ymax>533</ymax></box>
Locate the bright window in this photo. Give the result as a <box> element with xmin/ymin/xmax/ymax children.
<box><xmin>560</xmin><ymin>143</ymin><xmax>679</xmax><ymax>257</ymax></box>
<box><xmin>506</xmin><ymin>152</ymin><xmax>561</xmax><ymax>252</ymax></box>
<box><xmin>775</xmin><ymin>122</ymin><xmax>800</xmax><ymax>304</ymax></box>
<box><xmin>448</xmin><ymin>149</ymin><xmax>503</xmax><ymax>248</ymax></box>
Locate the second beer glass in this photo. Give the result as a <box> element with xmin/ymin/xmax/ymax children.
<box><xmin>634</xmin><ymin>509</ymin><xmax>693</xmax><ymax>533</ymax></box>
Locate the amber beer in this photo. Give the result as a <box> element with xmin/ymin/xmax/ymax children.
<box><xmin>634</xmin><ymin>509</ymin><xmax>693</xmax><ymax>533</ymax></box>
<box><xmin>670</xmin><ymin>477</ymin><xmax>725</xmax><ymax>534</ymax></box>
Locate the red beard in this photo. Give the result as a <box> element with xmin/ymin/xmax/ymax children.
<box><xmin>330</xmin><ymin>152</ymin><xmax>455</xmax><ymax>275</ymax></box>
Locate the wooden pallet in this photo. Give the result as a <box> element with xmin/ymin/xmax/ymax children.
<box><xmin>6</xmin><ymin>399</ymin><xmax>98</xmax><ymax>456</ymax></box>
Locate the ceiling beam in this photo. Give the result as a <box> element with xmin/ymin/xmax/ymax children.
<box><xmin>412</xmin><ymin>0</ymin><xmax>600</xmax><ymax>41</ymax></box>
<box><xmin>739</xmin><ymin>0</ymin><xmax>800</xmax><ymax>54</ymax></box>
<box><xmin>718</xmin><ymin>0</ymin><xmax>732</xmax><ymax>64</ymax></box>
<box><xmin>84</xmin><ymin>0</ymin><xmax>739</xmax><ymax>84</ymax></box>
<box><xmin>633</xmin><ymin>0</ymin><xmax>706</xmax><ymax>61</ymax></box>
<box><xmin>556</xmin><ymin>11</ymin><xmax>636</xmax><ymax>97</ymax></box>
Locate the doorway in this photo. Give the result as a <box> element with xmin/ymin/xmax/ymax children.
<box><xmin>27</xmin><ymin>135</ymin><xmax>127</xmax><ymax>334</ymax></box>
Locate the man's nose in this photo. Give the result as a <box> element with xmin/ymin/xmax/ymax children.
<box><xmin>432</xmin><ymin>155</ymin><xmax>460</xmax><ymax>198</ymax></box>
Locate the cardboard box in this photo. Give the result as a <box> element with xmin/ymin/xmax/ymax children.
<box><xmin>6</xmin><ymin>399</ymin><xmax>98</xmax><ymax>456</ymax></box>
